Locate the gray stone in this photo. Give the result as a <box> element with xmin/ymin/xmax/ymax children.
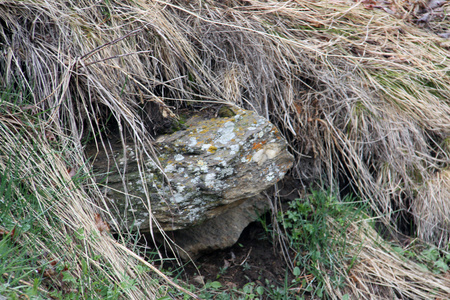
<box><xmin>166</xmin><ymin>194</ymin><xmax>268</xmax><ymax>259</ymax></box>
<box><xmin>89</xmin><ymin>107</ymin><xmax>293</xmax><ymax>253</ymax></box>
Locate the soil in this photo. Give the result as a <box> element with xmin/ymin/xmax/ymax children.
<box><xmin>175</xmin><ymin>220</ymin><xmax>295</xmax><ymax>291</ymax></box>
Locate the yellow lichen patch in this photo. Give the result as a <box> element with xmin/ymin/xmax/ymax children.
<box><xmin>208</xmin><ymin>145</ymin><xmax>217</xmax><ymax>153</ymax></box>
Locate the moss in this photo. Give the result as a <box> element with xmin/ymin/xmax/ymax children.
<box><xmin>218</xmin><ymin>106</ymin><xmax>236</xmax><ymax>118</ymax></box>
<box><xmin>169</xmin><ymin>113</ymin><xmax>188</xmax><ymax>133</ymax></box>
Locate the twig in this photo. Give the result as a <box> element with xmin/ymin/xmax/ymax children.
<box><xmin>240</xmin><ymin>247</ymin><xmax>252</xmax><ymax>266</ymax></box>
<box><xmin>77</xmin><ymin>24</ymin><xmax>149</xmax><ymax>64</ymax></box>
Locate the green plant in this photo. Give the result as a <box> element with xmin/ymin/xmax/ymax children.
<box><xmin>241</xmin><ymin>282</ymin><xmax>264</xmax><ymax>299</ymax></box>
<box><xmin>279</xmin><ymin>188</ymin><xmax>366</xmax><ymax>298</ymax></box>
<box><xmin>216</xmin><ymin>266</ymin><xmax>228</xmax><ymax>279</ymax></box>
<box><xmin>242</xmin><ymin>262</ymin><xmax>251</xmax><ymax>271</ymax></box>
<box><xmin>0</xmin><ymin>233</ymin><xmax>45</xmax><ymax>299</ymax></box>
<box><xmin>0</xmin><ymin>159</ymin><xmax>50</xmax><ymax>299</ymax></box>
<box><xmin>417</xmin><ymin>246</ymin><xmax>450</xmax><ymax>274</ymax></box>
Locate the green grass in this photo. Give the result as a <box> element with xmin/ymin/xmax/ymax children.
<box><xmin>0</xmin><ymin>162</ymin><xmax>52</xmax><ymax>299</ymax></box>
<box><xmin>0</xmin><ymin>235</ymin><xmax>43</xmax><ymax>299</ymax></box>
<box><xmin>278</xmin><ymin>188</ymin><xmax>367</xmax><ymax>299</ymax></box>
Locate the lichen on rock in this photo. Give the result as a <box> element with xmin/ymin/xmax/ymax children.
<box><xmin>90</xmin><ymin>107</ymin><xmax>294</xmax><ymax>236</ymax></box>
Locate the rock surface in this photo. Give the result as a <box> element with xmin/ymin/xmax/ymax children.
<box><xmin>165</xmin><ymin>194</ymin><xmax>269</xmax><ymax>259</ymax></box>
<box><xmin>89</xmin><ymin>107</ymin><xmax>293</xmax><ymax>255</ymax></box>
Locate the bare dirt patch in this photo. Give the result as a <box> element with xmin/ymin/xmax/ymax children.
<box><xmin>180</xmin><ymin>221</ymin><xmax>294</xmax><ymax>291</ymax></box>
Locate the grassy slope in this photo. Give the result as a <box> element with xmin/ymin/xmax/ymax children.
<box><xmin>1</xmin><ymin>0</ymin><xmax>450</xmax><ymax>298</ymax></box>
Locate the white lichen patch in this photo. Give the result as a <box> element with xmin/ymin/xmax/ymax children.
<box><xmin>172</xmin><ymin>193</ymin><xmax>185</xmax><ymax>204</ymax></box>
<box><xmin>177</xmin><ymin>167</ymin><xmax>185</xmax><ymax>174</ymax></box>
<box><xmin>229</xmin><ymin>144</ymin><xmax>239</xmax><ymax>155</ymax></box>
<box><xmin>257</xmin><ymin>117</ymin><xmax>266</xmax><ymax>126</ymax></box>
<box><xmin>186</xmin><ymin>206</ymin><xmax>202</xmax><ymax>222</ymax></box>
<box><xmin>266</xmin><ymin>173</ymin><xmax>275</xmax><ymax>181</ymax></box>
<box><xmin>164</xmin><ymin>163</ymin><xmax>175</xmax><ymax>173</ymax></box>
<box><xmin>204</xmin><ymin>173</ymin><xmax>216</xmax><ymax>187</ymax></box>
<box><xmin>176</xmin><ymin>184</ymin><xmax>186</xmax><ymax>193</ymax></box>
<box><xmin>190</xmin><ymin>177</ymin><xmax>200</xmax><ymax>185</ymax></box>
<box><xmin>174</xmin><ymin>154</ymin><xmax>185</xmax><ymax>161</ymax></box>
<box><xmin>201</xmin><ymin>143</ymin><xmax>212</xmax><ymax>151</ymax></box>
<box><xmin>133</xmin><ymin>218</ymin><xmax>146</xmax><ymax>228</ymax></box>
<box><xmin>189</xmin><ymin>137</ymin><xmax>197</xmax><ymax>147</ymax></box>
<box><xmin>125</xmin><ymin>145</ymin><xmax>136</xmax><ymax>159</ymax></box>
<box><xmin>219</xmin><ymin>167</ymin><xmax>234</xmax><ymax>177</ymax></box>
<box><xmin>241</xmin><ymin>156</ymin><xmax>250</xmax><ymax>163</ymax></box>
<box><xmin>197</xmin><ymin>160</ymin><xmax>208</xmax><ymax>172</ymax></box>
<box><xmin>215</xmin><ymin>121</ymin><xmax>236</xmax><ymax>144</ymax></box>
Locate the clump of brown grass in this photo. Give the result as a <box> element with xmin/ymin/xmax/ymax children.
<box><xmin>324</xmin><ymin>216</ymin><xmax>450</xmax><ymax>299</ymax></box>
<box><xmin>0</xmin><ymin>104</ymin><xmax>197</xmax><ymax>298</ymax></box>
<box><xmin>1</xmin><ymin>0</ymin><xmax>450</xmax><ymax>298</ymax></box>
<box><xmin>164</xmin><ymin>0</ymin><xmax>450</xmax><ymax>246</ymax></box>
<box><xmin>415</xmin><ymin>169</ymin><xmax>450</xmax><ymax>248</ymax></box>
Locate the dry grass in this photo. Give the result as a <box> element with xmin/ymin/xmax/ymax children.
<box><xmin>1</xmin><ymin>0</ymin><xmax>450</xmax><ymax>298</ymax></box>
<box><xmin>416</xmin><ymin>169</ymin><xmax>450</xmax><ymax>248</ymax></box>
<box><xmin>324</xmin><ymin>216</ymin><xmax>450</xmax><ymax>299</ymax></box>
<box><xmin>0</xmin><ymin>107</ymin><xmax>197</xmax><ymax>298</ymax></box>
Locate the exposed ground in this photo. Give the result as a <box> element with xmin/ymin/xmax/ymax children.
<box><xmin>182</xmin><ymin>221</ymin><xmax>293</xmax><ymax>291</ymax></box>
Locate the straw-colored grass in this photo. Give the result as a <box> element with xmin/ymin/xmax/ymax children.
<box><xmin>0</xmin><ymin>107</ymin><xmax>197</xmax><ymax>298</ymax></box>
<box><xmin>1</xmin><ymin>0</ymin><xmax>450</xmax><ymax>298</ymax></box>
<box><xmin>324</xmin><ymin>216</ymin><xmax>450</xmax><ymax>299</ymax></box>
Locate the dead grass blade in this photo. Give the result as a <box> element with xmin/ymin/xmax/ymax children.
<box><xmin>322</xmin><ymin>216</ymin><xmax>450</xmax><ymax>299</ymax></box>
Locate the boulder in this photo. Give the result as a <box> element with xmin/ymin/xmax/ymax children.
<box><xmin>89</xmin><ymin>107</ymin><xmax>293</xmax><ymax>255</ymax></box>
<box><xmin>165</xmin><ymin>194</ymin><xmax>268</xmax><ymax>259</ymax></box>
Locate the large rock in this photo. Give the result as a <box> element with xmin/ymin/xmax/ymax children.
<box><xmin>89</xmin><ymin>107</ymin><xmax>293</xmax><ymax>254</ymax></box>
<box><xmin>166</xmin><ymin>194</ymin><xmax>268</xmax><ymax>259</ymax></box>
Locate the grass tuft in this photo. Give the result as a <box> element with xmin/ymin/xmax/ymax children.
<box><xmin>279</xmin><ymin>188</ymin><xmax>450</xmax><ymax>299</ymax></box>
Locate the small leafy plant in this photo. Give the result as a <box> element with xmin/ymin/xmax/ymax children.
<box><xmin>414</xmin><ymin>246</ymin><xmax>450</xmax><ymax>274</ymax></box>
<box><xmin>279</xmin><ymin>188</ymin><xmax>365</xmax><ymax>298</ymax></box>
